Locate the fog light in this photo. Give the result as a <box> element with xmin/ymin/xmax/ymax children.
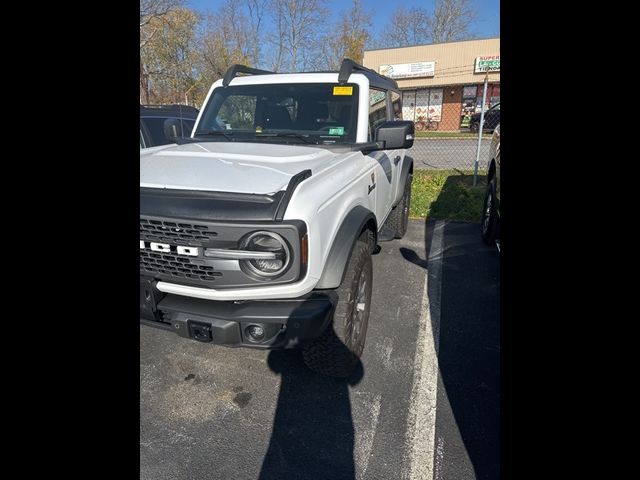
<box><xmin>246</xmin><ymin>324</ymin><xmax>265</xmax><ymax>342</ymax></box>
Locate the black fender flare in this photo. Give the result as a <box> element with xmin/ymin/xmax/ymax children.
<box><xmin>315</xmin><ymin>205</ymin><xmax>377</xmax><ymax>289</ymax></box>
<box><xmin>393</xmin><ymin>155</ymin><xmax>414</xmax><ymax>207</ymax></box>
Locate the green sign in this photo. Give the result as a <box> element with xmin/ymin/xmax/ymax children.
<box><xmin>474</xmin><ymin>56</ymin><xmax>500</xmax><ymax>73</ymax></box>
<box><xmin>328</xmin><ymin>127</ymin><xmax>345</xmax><ymax>135</ymax></box>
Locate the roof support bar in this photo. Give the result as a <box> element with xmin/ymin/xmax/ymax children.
<box><xmin>338</xmin><ymin>58</ymin><xmax>383</xmax><ymax>84</ymax></box>
<box><xmin>222</xmin><ymin>64</ymin><xmax>275</xmax><ymax>87</ymax></box>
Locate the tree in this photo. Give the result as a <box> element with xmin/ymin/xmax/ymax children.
<box><xmin>322</xmin><ymin>0</ymin><xmax>372</xmax><ymax>69</ymax></box>
<box><xmin>376</xmin><ymin>0</ymin><xmax>477</xmax><ymax>48</ymax></box>
<box><xmin>245</xmin><ymin>0</ymin><xmax>269</xmax><ymax>67</ymax></box>
<box><xmin>268</xmin><ymin>0</ymin><xmax>329</xmax><ymax>71</ymax></box>
<box><xmin>141</xmin><ymin>7</ymin><xmax>200</xmax><ymax>104</ymax></box>
<box><xmin>377</xmin><ymin>6</ymin><xmax>431</xmax><ymax>48</ymax></box>
<box><xmin>198</xmin><ymin>3</ymin><xmax>252</xmax><ymax>78</ymax></box>
<box><xmin>429</xmin><ymin>0</ymin><xmax>477</xmax><ymax>43</ymax></box>
<box><xmin>140</xmin><ymin>0</ymin><xmax>184</xmax><ymax>103</ymax></box>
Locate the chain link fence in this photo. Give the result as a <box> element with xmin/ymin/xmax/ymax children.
<box><xmin>400</xmin><ymin>85</ymin><xmax>499</xmax><ymax>177</ymax></box>
<box><xmin>408</xmin><ymin>131</ymin><xmax>493</xmax><ymax>172</ymax></box>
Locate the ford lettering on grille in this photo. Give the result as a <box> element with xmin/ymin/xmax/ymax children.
<box><xmin>140</xmin><ymin>241</ymin><xmax>199</xmax><ymax>257</ymax></box>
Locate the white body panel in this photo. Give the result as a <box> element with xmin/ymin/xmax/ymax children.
<box><xmin>143</xmin><ymin>72</ymin><xmax>409</xmax><ymax>301</ymax></box>
<box><xmin>140</xmin><ymin>142</ymin><xmax>337</xmax><ymax>194</ymax></box>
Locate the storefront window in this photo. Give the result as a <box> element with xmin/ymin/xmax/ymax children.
<box><xmin>402</xmin><ymin>90</ymin><xmax>416</xmax><ymax>121</ymax></box>
<box><xmin>460</xmin><ymin>83</ymin><xmax>500</xmax><ymax>129</ymax></box>
<box><xmin>460</xmin><ymin>85</ymin><xmax>477</xmax><ymax>128</ymax></box>
<box><xmin>490</xmin><ymin>84</ymin><xmax>500</xmax><ymax>107</ymax></box>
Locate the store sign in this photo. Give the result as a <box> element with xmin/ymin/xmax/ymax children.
<box><xmin>474</xmin><ymin>55</ymin><xmax>500</xmax><ymax>73</ymax></box>
<box><xmin>379</xmin><ymin>61</ymin><xmax>435</xmax><ymax>79</ymax></box>
<box><xmin>370</xmin><ymin>90</ymin><xmax>386</xmax><ymax>106</ymax></box>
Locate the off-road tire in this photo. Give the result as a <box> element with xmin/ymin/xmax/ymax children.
<box><xmin>302</xmin><ymin>231</ymin><xmax>374</xmax><ymax>377</ymax></box>
<box><xmin>481</xmin><ymin>178</ymin><xmax>498</xmax><ymax>245</ymax></box>
<box><xmin>386</xmin><ymin>174</ymin><xmax>412</xmax><ymax>239</ymax></box>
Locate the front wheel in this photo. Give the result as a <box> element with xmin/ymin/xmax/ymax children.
<box><xmin>481</xmin><ymin>178</ymin><xmax>498</xmax><ymax>245</ymax></box>
<box><xmin>470</xmin><ymin>121</ymin><xmax>480</xmax><ymax>133</ymax></box>
<box><xmin>302</xmin><ymin>232</ymin><xmax>373</xmax><ymax>377</ymax></box>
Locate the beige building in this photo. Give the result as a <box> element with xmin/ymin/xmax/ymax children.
<box><xmin>363</xmin><ymin>37</ymin><xmax>500</xmax><ymax>131</ymax></box>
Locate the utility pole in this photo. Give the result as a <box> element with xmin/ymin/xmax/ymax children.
<box><xmin>473</xmin><ymin>73</ymin><xmax>489</xmax><ymax>186</ymax></box>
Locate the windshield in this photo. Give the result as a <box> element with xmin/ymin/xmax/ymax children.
<box><xmin>141</xmin><ymin>117</ymin><xmax>196</xmax><ymax>146</ymax></box>
<box><xmin>194</xmin><ymin>83</ymin><xmax>359</xmax><ymax>145</ymax></box>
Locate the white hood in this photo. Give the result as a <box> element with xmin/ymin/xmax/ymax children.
<box><xmin>140</xmin><ymin>141</ymin><xmax>338</xmax><ymax>194</ymax></box>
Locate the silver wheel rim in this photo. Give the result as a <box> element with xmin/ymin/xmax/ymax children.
<box><xmin>348</xmin><ymin>268</ymin><xmax>368</xmax><ymax>353</ymax></box>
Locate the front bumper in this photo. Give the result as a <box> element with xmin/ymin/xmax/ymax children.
<box><xmin>140</xmin><ymin>278</ymin><xmax>336</xmax><ymax>349</ymax></box>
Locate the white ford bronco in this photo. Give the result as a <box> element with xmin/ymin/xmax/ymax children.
<box><xmin>140</xmin><ymin>59</ymin><xmax>415</xmax><ymax>376</ymax></box>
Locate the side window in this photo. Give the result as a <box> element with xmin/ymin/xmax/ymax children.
<box><xmin>369</xmin><ymin>88</ymin><xmax>387</xmax><ymax>141</ymax></box>
<box><xmin>181</xmin><ymin>119</ymin><xmax>196</xmax><ymax>136</ymax></box>
<box><xmin>391</xmin><ymin>91</ymin><xmax>403</xmax><ymax>120</ymax></box>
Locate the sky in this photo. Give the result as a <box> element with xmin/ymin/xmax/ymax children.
<box><xmin>187</xmin><ymin>0</ymin><xmax>500</xmax><ymax>42</ymax></box>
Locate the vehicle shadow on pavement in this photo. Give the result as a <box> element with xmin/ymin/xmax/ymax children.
<box><xmin>400</xmin><ymin>218</ymin><xmax>500</xmax><ymax>480</ymax></box>
<box><xmin>258</xmin><ymin>347</ymin><xmax>363</xmax><ymax>480</ymax></box>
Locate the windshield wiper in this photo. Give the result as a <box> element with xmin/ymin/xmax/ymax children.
<box><xmin>194</xmin><ymin>130</ymin><xmax>235</xmax><ymax>141</ymax></box>
<box><xmin>255</xmin><ymin>132</ymin><xmax>316</xmax><ymax>144</ymax></box>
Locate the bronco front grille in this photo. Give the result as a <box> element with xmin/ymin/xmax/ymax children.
<box><xmin>140</xmin><ymin>218</ymin><xmax>218</xmax><ymax>245</ymax></box>
<box><xmin>140</xmin><ymin>250</ymin><xmax>222</xmax><ymax>282</ymax></box>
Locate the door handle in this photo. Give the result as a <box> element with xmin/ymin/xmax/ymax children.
<box><xmin>394</xmin><ymin>155</ymin><xmax>401</xmax><ymax>165</ymax></box>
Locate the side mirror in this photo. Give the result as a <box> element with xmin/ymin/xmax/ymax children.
<box><xmin>163</xmin><ymin>118</ymin><xmax>183</xmax><ymax>143</ymax></box>
<box><xmin>376</xmin><ymin>121</ymin><xmax>415</xmax><ymax>149</ymax></box>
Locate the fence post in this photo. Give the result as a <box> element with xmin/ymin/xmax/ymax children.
<box><xmin>473</xmin><ymin>73</ymin><xmax>489</xmax><ymax>186</ymax></box>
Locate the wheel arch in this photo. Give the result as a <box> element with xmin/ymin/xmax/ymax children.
<box><xmin>315</xmin><ymin>205</ymin><xmax>377</xmax><ymax>289</ymax></box>
<box><xmin>393</xmin><ymin>155</ymin><xmax>414</xmax><ymax>207</ymax></box>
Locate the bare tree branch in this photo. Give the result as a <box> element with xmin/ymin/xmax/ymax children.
<box><xmin>428</xmin><ymin>0</ymin><xmax>477</xmax><ymax>43</ymax></box>
<box><xmin>268</xmin><ymin>0</ymin><xmax>329</xmax><ymax>72</ymax></box>
<box><xmin>376</xmin><ymin>0</ymin><xmax>477</xmax><ymax>48</ymax></box>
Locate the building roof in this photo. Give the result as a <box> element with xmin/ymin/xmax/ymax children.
<box><xmin>363</xmin><ymin>37</ymin><xmax>500</xmax><ymax>89</ymax></box>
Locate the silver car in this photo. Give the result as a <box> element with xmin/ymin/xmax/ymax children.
<box><xmin>481</xmin><ymin>124</ymin><xmax>500</xmax><ymax>246</ymax></box>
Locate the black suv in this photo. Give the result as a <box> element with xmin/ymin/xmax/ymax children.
<box><xmin>470</xmin><ymin>102</ymin><xmax>500</xmax><ymax>133</ymax></box>
<box><xmin>140</xmin><ymin>105</ymin><xmax>199</xmax><ymax>149</ymax></box>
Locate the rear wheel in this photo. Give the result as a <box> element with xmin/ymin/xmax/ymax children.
<box><xmin>386</xmin><ymin>174</ymin><xmax>412</xmax><ymax>239</ymax></box>
<box><xmin>470</xmin><ymin>121</ymin><xmax>480</xmax><ymax>133</ymax></box>
<box><xmin>302</xmin><ymin>231</ymin><xmax>373</xmax><ymax>377</ymax></box>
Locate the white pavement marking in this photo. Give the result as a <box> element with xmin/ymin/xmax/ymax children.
<box><xmin>404</xmin><ymin>220</ymin><xmax>444</xmax><ymax>480</ymax></box>
<box><xmin>354</xmin><ymin>392</ymin><xmax>382</xmax><ymax>480</ymax></box>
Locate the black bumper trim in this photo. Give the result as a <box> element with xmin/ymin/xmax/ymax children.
<box><xmin>140</xmin><ymin>291</ymin><xmax>336</xmax><ymax>349</ymax></box>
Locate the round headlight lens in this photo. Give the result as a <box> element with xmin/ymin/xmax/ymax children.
<box><xmin>240</xmin><ymin>231</ymin><xmax>291</xmax><ymax>278</ymax></box>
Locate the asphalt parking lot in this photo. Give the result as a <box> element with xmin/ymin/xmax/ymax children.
<box><xmin>140</xmin><ymin>219</ymin><xmax>500</xmax><ymax>480</ymax></box>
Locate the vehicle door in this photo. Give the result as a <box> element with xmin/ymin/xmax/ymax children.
<box><xmin>367</xmin><ymin>87</ymin><xmax>398</xmax><ymax>220</ymax></box>
<box><xmin>387</xmin><ymin>90</ymin><xmax>406</xmax><ymax>206</ymax></box>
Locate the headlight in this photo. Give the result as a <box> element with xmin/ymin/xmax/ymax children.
<box><xmin>239</xmin><ymin>231</ymin><xmax>291</xmax><ymax>278</ymax></box>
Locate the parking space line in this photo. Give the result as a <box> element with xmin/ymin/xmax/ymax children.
<box><xmin>405</xmin><ymin>220</ymin><xmax>444</xmax><ymax>480</ymax></box>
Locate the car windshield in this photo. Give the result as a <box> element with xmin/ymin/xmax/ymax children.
<box><xmin>193</xmin><ymin>83</ymin><xmax>359</xmax><ymax>145</ymax></box>
<box><xmin>142</xmin><ymin>117</ymin><xmax>196</xmax><ymax>146</ymax></box>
